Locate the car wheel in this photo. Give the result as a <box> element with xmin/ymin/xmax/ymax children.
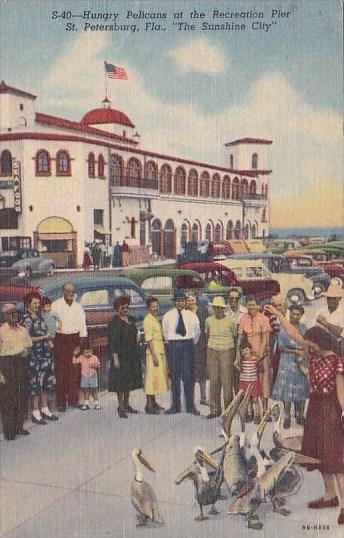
<box><xmin>46</xmin><ymin>264</ymin><xmax>55</xmax><ymax>276</ymax></box>
<box><xmin>25</xmin><ymin>267</ymin><xmax>32</xmax><ymax>279</ymax></box>
<box><xmin>312</xmin><ymin>284</ymin><xmax>324</xmax><ymax>298</ymax></box>
<box><xmin>287</xmin><ymin>288</ymin><xmax>306</xmax><ymax>305</ymax></box>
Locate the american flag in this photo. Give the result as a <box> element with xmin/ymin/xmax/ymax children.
<box><xmin>104</xmin><ymin>61</ymin><xmax>128</xmax><ymax>80</ymax></box>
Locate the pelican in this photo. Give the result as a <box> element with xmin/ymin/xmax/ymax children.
<box><xmin>175</xmin><ymin>446</ymin><xmax>222</xmax><ymax>521</ymax></box>
<box><xmin>131</xmin><ymin>448</ymin><xmax>164</xmax><ymax>526</ymax></box>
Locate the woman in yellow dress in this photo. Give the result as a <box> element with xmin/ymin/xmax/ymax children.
<box><xmin>143</xmin><ymin>297</ymin><xmax>169</xmax><ymax>414</ymax></box>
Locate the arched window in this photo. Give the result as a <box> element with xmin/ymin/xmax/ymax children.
<box><xmin>0</xmin><ymin>194</ymin><xmax>5</xmax><ymax>209</ymax></box>
<box><xmin>241</xmin><ymin>178</ymin><xmax>248</xmax><ymax>195</ymax></box>
<box><xmin>98</xmin><ymin>154</ymin><xmax>105</xmax><ymax>178</ymax></box>
<box><xmin>252</xmin><ymin>153</ymin><xmax>258</xmax><ymax>169</ymax></box>
<box><xmin>232</xmin><ymin>177</ymin><xmax>240</xmax><ymax>200</ymax></box>
<box><xmin>211</xmin><ymin>173</ymin><xmax>221</xmax><ymax>198</ymax></box>
<box><xmin>200</xmin><ymin>171</ymin><xmax>210</xmax><ymax>197</ymax></box>
<box><xmin>230</xmin><ymin>154</ymin><xmax>234</xmax><ymax>169</ymax></box>
<box><xmin>234</xmin><ymin>220</ymin><xmax>241</xmax><ymax>239</ymax></box>
<box><xmin>127</xmin><ymin>158</ymin><xmax>142</xmax><ymax>186</ymax></box>
<box><xmin>36</xmin><ymin>150</ymin><xmax>51</xmax><ymax>176</ymax></box>
<box><xmin>249</xmin><ymin>180</ymin><xmax>257</xmax><ymax>195</ymax></box>
<box><xmin>160</xmin><ymin>164</ymin><xmax>172</xmax><ymax>194</ymax></box>
<box><xmin>88</xmin><ymin>153</ymin><xmax>95</xmax><ymax>177</ymax></box>
<box><xmin>56</xmin><ymin>150</ymin><xmax>71</xmax><ymax>175</ymax></box>
<box><xmin>180</xmin><ymin>222</ymin><xmax>190</xmax><ymax>247</ymax></box>
<box><xmin>222</xmin><ymin>176</ymin><xmax>230</xmax><ymax>199</ymax></box>
<box><xmin>214</xmin><ymin>223</ymin><xmax>222</xmax><ymax>241</ymax></box>
<box><xmin>110</xmin><ymin>154</ymin><xmax>123</xmax><ymax>186</ymax></box>
<box><xmin>0</xmin><ymin>150</ymin><xmax>12</xmax><ymax>176</ymax></box>
<box><xmin>244</xmin><ymin>224</ymin><xmax>250</xmax><ymax>240</ymax></box>
<box><xmin>226</xmin><ymin>221</ymin><xmax>233</xmax><ymax>240</ymax></box>
<box><xmin>191</xmin><ymin>222</ymin><xmax>199</xmax><ymax>241</ymax></box>
<box><xmin>174</xmin><ymin>166</ymin><xmax>186</xmax><ymax>195</ymax></box>
<box><xmin>205</xmin><ymin>222</ymin><xmax>212</xmax><ymax>241</ymax></box>
<box><xmin>187</xmin><ymin>169</ymin><xmax>198</xmax><ymax>196</ymax></box>
<box><xmin>251</xmin><ymin>223</ymin><xmax>257</xmax><ymax>238</ymax></box>
<box><xmin>145</xmin><ymin>161</ymin><xmax>158</xmax><ymax>188</ymax></box>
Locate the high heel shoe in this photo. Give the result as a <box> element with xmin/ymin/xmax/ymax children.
<box><xmin>118</xmin><ymin>407</ymin><xmax>128</xmax><ymax>419</ymax></box>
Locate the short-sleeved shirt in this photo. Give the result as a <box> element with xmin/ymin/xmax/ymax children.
<box><xmin>238</xmin><ymin>312</ymin><xmax>271</xmax><ymax>355</ymax></box>
<box><xmin>205</xmin><ymin>315</ymin><xmax>236</xmax><ymax>351</ymax></box>
<box><xmin>74</xmin><ymin>354</ymin><xmax>100</xmax><ymax>378</ymax></box>
<box><xmin>0</xmin><ymin>322</ymin><xmax>32</xmax><ymax>356</ymax></box>
<box><xmin>240</xmin><ymin>356</ymin><xmax>259</xmax><ymax>382</ymax></box>
<box><xmin>309</xmin><ymin>354</ymin><xmax>344</xmax><ymax>394</ymax></box>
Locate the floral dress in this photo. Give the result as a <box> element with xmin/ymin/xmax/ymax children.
<box><xmin>22</xmin><ymin>312</ymin><xmax>56</xmax><ymax>396</ymax></box>
<box><xmin>272</xmin><ymin>323</ymin><xmax>309</xmax><ymax>403</ymax></box>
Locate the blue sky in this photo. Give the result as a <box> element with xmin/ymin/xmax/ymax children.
<box><xmin>0</xmin><ymin>0</ymin><xmax>342</xmax><ymax>227</ymax></box>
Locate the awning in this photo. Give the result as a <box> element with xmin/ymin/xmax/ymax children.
<box><xmin>94</xmin><ymin>227</ymin><xmax>111</xmax><ymax>236</ymax></box>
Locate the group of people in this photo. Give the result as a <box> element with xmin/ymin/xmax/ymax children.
<box><xmin>112</xmin><ymin>240</ymin><xmax>130</xmax><ymax>268</ymax></box>
<box><xmin>83</xmin><ymin>241</ymin><xmax>111</xmax><ymax>270</ymax></box>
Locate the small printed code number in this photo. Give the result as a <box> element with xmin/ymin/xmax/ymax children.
<box><xmin>302</xmin><ymin>525</ymin><xmax>330</xmax><ymax>530</ymax></box>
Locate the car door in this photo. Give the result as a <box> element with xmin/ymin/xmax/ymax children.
<box><xmin>78</xmin><ymin>286</ymin><xmax>113</xmax><ymax>351</ymax></box>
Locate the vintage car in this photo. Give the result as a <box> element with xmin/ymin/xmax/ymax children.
<box><xmin>0</xmin><ymin>248</ymin><xmax>55</xmax><ymax>279</ymax></box>
<box><xmin>244</xmin><ymin>239</ymin><xmax>266</xmax><ymax>253</ymax></box>
<box><xmin>267</xmin><ymin>239</ymin><xmax>301</xmax><ymax>254</ymax></box>
<box><xmin>303</xmin><ymin>240</ymin><xmax>344</xmax><ymax>260</ymax></box>
<box><xmin>179</xmin><ymin>260</ymin><xmax>280</xmax><ymax>305</ymax></box>
<box><xmin>229</xmin><ymin>253</ymin><xmax>322</xmax><ymax>303</ymax></box>
<box><xmin>284</xmin><ymin>250</ymin><xmax>344</xmax><ymax>284</ymax></box>
<box><xmin>117</xmin><ymin>267</ymin><xmax>239</xmax><ymax>304</ymax></box>
<box><xmin>176</xmin><ymin>239</ymin><xmax>249</xmax><ymax>264</ymax></box>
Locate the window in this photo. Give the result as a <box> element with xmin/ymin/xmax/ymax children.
<box><xmin>145</xmin><ymin>161</ymin><xmax>158</xmax><ymax>188</ymax></box>
<box><xmin>127</xmin><ymin>158</ymin><xmax>141</xmax><ymax>186</ymax></box>
<box><xmin>187</xmin><ymin>169</ymin><xmax>198</xmax><ymax>196</ymax></box>
<box><xmin>88</xmin><ymin>153</ymin><xmax>95</xmax><ymax>177</ymax></box>
<box><xmin>93</xmin><ymin>209</ymin><xmax>104</xmax><ymax>226</ymax></box>
<box><xmin>191</xmin><ymin>222</ymin><xmax>199</xmax><ymax>241</ymax></box>
<box><xmin>80</xmin><ymin>289</ymin><xmax>109</xmax><ymax>307</ymax></box>
<box><xmin>252</xmin><ymin>153</ymin><xmax>258</xmax><ymax>169</ymax></box>
<box><xmin>0</xmin><ymin>150</ymin><xmax>12</xmax><ymax>176</ymax></box>
<box><xmin>205</xmin><ymin>223</ymin><xmax>212</xmax><ymax>240</ymax></box>
<box><xmin>119</xmin><ymin>288</ymin><xmax>145</xmax><ymax>306</ymax></box>
<box><xmin>222</xmin><ymin>176</ymin><xmax>230</xmax><ymax>199</ymax></box>
<box><xmin>200</xmin><ymin>172</ymin><xmax>210</xmax><ymax>197</ymax></box>
<box><xmin>141</xmin><ymin>276</ymin><xmax>173</xmax><ymax>290</ymax></box>
<box><xmin>230</xmin><ymin>154</ymin><xmax>234</xmax><ymax>168</ymax></box>
<box><xmin>249</xmin><ymin>180</ymin><xmax>257</xmax><ymax>195</ymax></box>
<box><xmin>56</xmin><ymin>150</ymin><xmax>71</xmax><ymax>175</ymax></box>
<box><xmin>174</xmin><ymin>166</ymin><xmax>186</xmax><ymax>195</ymax></box>
<box><xmin>98</xmin><ymin>154</ymin><xmax>105</xmax><ymax>178</ymax></box>
<box><xmin>226</xmin><ymin>221</ymin><xmax>233</xmax><ymax>239</ymax></box>
<box><xmin>232</xmin><ymin>178</ymin><xmax>240</xmax><ymax>200</ymax></box>
<box><xmin>241</xmin><ymin>179</ymin><xmax>248</xmax><ymax>194</ymax></box>
<box><xmin>110</xmin><ymin>154</ymin><xmax>123</xmax><ymax>186</ymax></box>
<box><xmin>211</xmin><ymin>174</ymin><xmax>221</xmax><ymax>198</ymax></box>
<box><xmin>36</xmin><ymin>150</ymin><xmax>50</xmax><ymax>176</ymax></box>
<box><xmin>20</xmin><ymin>103</ymin><xmax>24</xmax><ymax>111</ymax></box>
<box><xmin>214</xmin><ymin>223</ymin><xmax>222</xmax><ymax>241</ymax></box>
<box><xmin>160</xmin><ymin>164</ymin><xmax>172</xmax><ymax>193</ymax></box>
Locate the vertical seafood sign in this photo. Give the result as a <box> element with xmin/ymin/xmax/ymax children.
<box><xmin>13</xmin><ymin>161</ymin><xmax>22</xmax><ymax>213</ymax></box>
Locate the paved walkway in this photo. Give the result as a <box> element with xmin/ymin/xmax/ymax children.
<box><xmin>0</xmin><ymin>387</ymin><xmax>342</xmax><ymax>538</ymax></box>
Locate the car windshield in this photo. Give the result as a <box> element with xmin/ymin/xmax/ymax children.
<box><xmin>0</xmin><ymin>251</ymin><xmax>17</xmax><ymax>257</ymax></box>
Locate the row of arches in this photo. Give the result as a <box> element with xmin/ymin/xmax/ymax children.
<box><xmin>150</xmin><ymin>218</ymin><xmax>258</xmax><ymax>258</ymax></box>
<box><xmin>110</xmin><ymin>154</ymin><xmax>268</xmax><ymax>200</ymax></box>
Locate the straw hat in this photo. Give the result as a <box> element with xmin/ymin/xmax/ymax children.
<box><xmin>209</xmin><ymin>296</ymin><xmax>227</xmax><ymax>308</ymax></box>
<box><xmin>321</xmin><ymin>283</ymin><xmax>344</xmax><ymax>298</ymax></box>
<box><xmin>1</xmin><ymin>303</ymin><xmax>19</xmax><ymax>315</ymax></box>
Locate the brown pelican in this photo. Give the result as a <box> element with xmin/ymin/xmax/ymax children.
<box><xmin>131</xmin><ymin>448</ymin><xmax>164</xmax><ymax>526</ymax></box>
<box><xmin>175</xmin><ymin>447</ymin><xmax>222</xmax><ymax>521</ymax></box>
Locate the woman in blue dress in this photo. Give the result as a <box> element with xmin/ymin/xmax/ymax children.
<box><xmin>22</xmin><ymin>291</ymin><xmax>58</xmax><ymax>425</ymax></box>
<box><xmin>272</xmin><ymin>304</ymin><xmax>309</xmax><ymax>428</ymax></box>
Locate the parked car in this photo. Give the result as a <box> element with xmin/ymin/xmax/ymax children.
<box><xmin>177</xmin><ymin>239</ymin><xmax>249</xmax><ymax>264</ymax></box>
<box><xmin>302</xmin><ymin>240</ymin><xmax>344</xmax><ymax>260</ymax></box>
<box><xmin>179</xmin><ymin>260</ymin><xmax>280</xmax><ymax>306</ymax></box>
<box><xmin>284</xmin><ymin>250</ymin><xmax>344</xmax><ymax>285</ymax></box>
<box><xmin>229</xmin><ymin>253</ymin><xmax>322</xmax><ymax>303</ymax></box>
<box><xmin>245</xmin><ymin>239</ymin><xmax>266</xmax><ymax>253</ymax></box>
<box><xmin>118</xmin><ymin>267</ymin><xmax>239</xmax><ymax>305</ymax></box>
<box><xmin>0</xmin><ymin>249</ymin><xmax>55</xmax><ymax>279</ymax></box>
<box><xmin>267</xmin><ymin>239</ymin><xmax>301</xmax><ymax>254</ymax></box>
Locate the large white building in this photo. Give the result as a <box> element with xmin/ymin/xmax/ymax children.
<box><xmin>0</xmin><ymin>81</ymin><xmax>271</xmax><ymax>267</ymax></box>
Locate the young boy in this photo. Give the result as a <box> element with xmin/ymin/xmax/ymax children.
<box><xmin>72</xmin><ymin>339</ymin><xmax>100</xmax><ymax>410</ymax></box>
<box><xmin>41</xmin><ymin>297</ymin><xmax>61</xmax><ymax>349</ymax></box>
<box><xmin>238</xmin><ymin>341</ymin><xmax>262</xmax><ymax>424</ymax></box>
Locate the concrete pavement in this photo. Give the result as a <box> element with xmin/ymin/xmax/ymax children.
<box><xmin>0</xmin><ymin>385</ymin><xmax>343</xmax><ymax>538</ymax></box>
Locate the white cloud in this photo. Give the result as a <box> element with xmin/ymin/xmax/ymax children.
<box><xmin>167</xmin><ymin>38</ymin><xmax>226</xmax><ymax>75</ymax></box>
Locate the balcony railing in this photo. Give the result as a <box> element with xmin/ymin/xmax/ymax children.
<box><xmin>241</xmin><ymin>193</ymin><xmax>267</xmax><ymax>201</ymax></box>
<box><xmin>110</xmin><ymin>175</ymin><xmax>158</xmax><ymax>190</ymax></box>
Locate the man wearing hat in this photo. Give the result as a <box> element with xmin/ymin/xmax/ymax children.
<box><xmin>162</xmin><ymin>290</ymin><xmax>201</xmax><ymax>415</ymax></box>
<box><xmin>205</xmin><ymin>296</ymin><xmax>237</xmax><ymax>418</ymax></box>
<box><xmin>316</xmin><ymin>283</ymin><xmax>344</xmax><ymax>353</ymax></box>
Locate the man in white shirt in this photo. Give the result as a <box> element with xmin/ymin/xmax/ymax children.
<box><xmin>52</xmin><ymin>282</ymin><xmax>87</xmax><ymax>411</ymax></box>
<box><xmin>316</xmin><ymin>283</ymin><xmax>344</xmax><ymax>353</ymax></box>
<box><xmin>162</xmin><ymin>290</ymin><xmax>200</xmax><ymax>415</ymax></box>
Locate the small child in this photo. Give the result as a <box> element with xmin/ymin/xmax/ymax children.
<box><xmin>72</xmin><ymin>339</ymin><xmax>101</xmax><ymax>410</ymax></box>
<box><xmin>238</xmin><ymin>341</ymin><xmax>262</xmax><ymax>424</ymax></box>
<box><xmin>41</xmin><ymin>297</ymin><xmax>61</xmax><ymax>349</ymax></box>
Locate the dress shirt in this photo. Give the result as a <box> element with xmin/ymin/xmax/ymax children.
<box><xmin>52</xmin><ymin>297</ymin><xmax>87</xmax><ymax>337</ymax></box>
<box><xmin>0</xmin><ymin>323</ymin><xmax>32</xmax><ymax>356</ymax></box>
<box><xmin>162</xmin><ymin>308</ymin><xmax>200</xmax><ymax>344</ymax></box>
<box><xmin>303</xmin><ymin>298</ymin><xmax>344</xmax><ymax>335</ymax></box>
<box><xmin>228</xmin><ymin>305</ymin><xmax>247</xmax><ymax>327</ymax></box>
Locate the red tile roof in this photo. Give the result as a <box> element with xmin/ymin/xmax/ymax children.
<box><xmin>35</xmin><ymin>113</ymin><xmax>138</xmax><ymax>145</ymax></box>
<box><xmin>0</xmin><ymin>81</ymin><xmax>36</xmax><ymax>100</ymax></box>
<box><xmin>81</xmin><ymin>108</ymin><xmax>134</xmax><ymax>128</ymax></box>
<box><xmin>225</xmin><ymin>138</ymin><xmax>273</xmax><ymax>146</ymax></box>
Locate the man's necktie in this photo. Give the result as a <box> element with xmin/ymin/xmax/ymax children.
<box><xmin>176</xmin><ymin>311</ymin><xmax>186</xmax><ymax>337</ymax></box>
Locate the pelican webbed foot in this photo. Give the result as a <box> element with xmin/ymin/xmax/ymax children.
<box><xmin>209</xmin><ymin>505</ymin><xmax>219</xmax><ymax>515</ymax></box>
<box><xmin>195</xmin><ymin>514</ymin><xmax>210</xmax><ymax>521</ymax></box>
<box><xmin>272</xmin><ymin>498</ymin><xmax>291</xmax><ymax>516</ymax></box>
<box><xmin>247</xmin><ymin>514</ymin><xmax>263</xmax><ymax>530</ymax></box>
<box><xmin>136</xmin><ymin>514</ymin><xmax>148</xmax><ymax>526</ymax></box>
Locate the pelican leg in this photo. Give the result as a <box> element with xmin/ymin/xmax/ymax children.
<box><xmin>136</xmin><ymin>514</ymin><xmax>148</xmax><ymax>526</ymax></box>
<box><xmin>209</xmin><ymin>504</ymin><xmax>219</xmax><ymax>515</ymax></box>
<box><xmin>247</xmin><ymin>512</ymin><xmax>263</xmax><ymax>530</ymax></box>
<box><xmin>194</xmin><ymin>504</ymin><xmax>209</xmax><ymax>521</ymax></box>
<box><xmin>271</xmin><ymin>497</ymin><xmax>291</xmax><ymax>516</ymax></box>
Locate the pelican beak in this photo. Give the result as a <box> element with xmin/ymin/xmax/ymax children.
<box><xmin>175</xmin><ymin>465</ymin><xmax>193</xmax><ymax>484</ymax></box>
<box><xmin>138</xmin><ymin>451</ymin><xmax>155</xmax><ymax>473</ymax></box>
<box><xmin>197</xmin><ymin>449</ymin><xmax>218</xmax><ymax>470</ymax></box>
<box><xmin>256</xmin><ymin>403</ymin><xmax>280</xmax><ymax>441</ymax></box>
<box><xmin>279</xmin><ymin>448</ymin><xmax>320</xmax><ymax>466</ymax></box>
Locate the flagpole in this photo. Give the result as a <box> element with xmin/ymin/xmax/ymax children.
<box><xmin>104</xmin><ymin>61</ymin><xmax>108</xmax><ymax>101</ymax></box>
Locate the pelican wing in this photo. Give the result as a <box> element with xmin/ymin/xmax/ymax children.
<box><xmin>273</xmin><ymin>433</ymin><xmax>303</xmax><ymax>451</ymax></box>
<box><xmin>131</xmin><ymin>480</ymin><xmax>164</xmax><ymax>523</ymax></box>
